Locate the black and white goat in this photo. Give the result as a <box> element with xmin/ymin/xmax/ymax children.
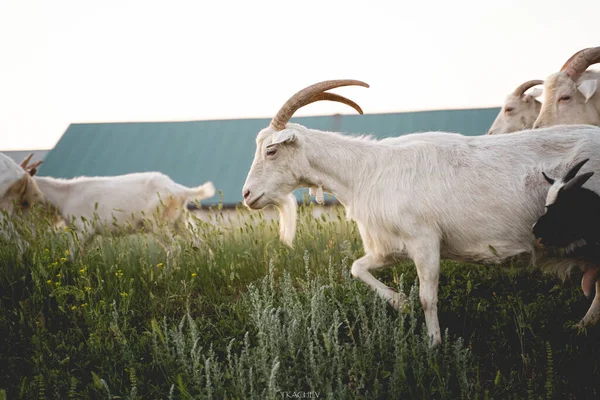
<box><xmin>533</xmin><ymin>159</ymin><xmax>600</xmax><ymax>314</ymax></box>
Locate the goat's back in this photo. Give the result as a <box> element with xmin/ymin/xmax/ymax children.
<box><xmin>352</xmin><ymin>124</ymin><xmax>600</xmax><ymax>262</ymax></box>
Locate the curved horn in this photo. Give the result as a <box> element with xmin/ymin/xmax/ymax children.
<box><xmin>560</xmin><ymin>47</ymin><xmax>600</xmax><ymax>82</ymax></box>
<box><xmin>270</xmin><ymin>80</ymin><xmax>369</xmax><ymax>131</ymax></box>
<box><xmin>563</xmin><ymin>158</ymin><xmax>590</xmax><ymax>182</ymax></box>
<box><xmin>27</xmin><ymin>161</ymin><xmax>43</xmax><ymax>176</ymax></box>
<box><xmin>19</xmin><ymin>153</ymin><xmax>34</xmax><ymax>169</ymax></box>
<box><xmin>542</xmin><ymin>171</ymin><xmax>555</xmax><ymax>185</ymax></box>
<box><xmin>513</xmin><ymin>80</ymin><xmax>544</xmax><ymax>97</ymax></box>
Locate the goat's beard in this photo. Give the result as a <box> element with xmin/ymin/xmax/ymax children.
<box><xmin>275</xmin><ymin>194</ymin><xmax>297</xmax><ymax>247</ymax></box>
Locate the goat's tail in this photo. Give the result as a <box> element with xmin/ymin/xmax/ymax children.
<box><xmin>186</xmin><ymin>181</ymin><xmax>216</xmax><ymax>201</ymax></box>
<box><xmin>176</xmin><ymin>182</ymin><xmax>215</xmax><ymax>212</ymax></box>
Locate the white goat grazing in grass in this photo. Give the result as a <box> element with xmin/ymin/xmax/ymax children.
<box><xmin>0</xmin><ymin>153</ymin><xmax>46</xmax><ymax>253</ymax></box>
<box><xmin>242</xmin><ymin>79</ymin><xmax>600</xmax><ymax>345</ymax></box>
<box><xmin>534</xmin><ymin>46</ymin><xmax>600</xmax><ymax>128</ymax></box>
<box><xmin>21</xmin><ymin>157</ymin><xmax>215</xmax><ymax>253</ymax></box>
<box><xmin>487</xmin><ymin>80</ymin><xmax>543</xmax><ymax>135</ymax></box>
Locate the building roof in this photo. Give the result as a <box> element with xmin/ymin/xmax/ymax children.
<box><xmin>37</xmin><ymin>107</ymin><xmax>500</xmax><ymax>206</ymax></box>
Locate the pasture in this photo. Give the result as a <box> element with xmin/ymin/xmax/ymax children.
<box><xmin>1</xmin><ymin>201</ymin><xmax>599</xmax><ymax>399</ymax></box>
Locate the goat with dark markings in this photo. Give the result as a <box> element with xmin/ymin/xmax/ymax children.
<box><xmin>533</xmin><ymin>158</ymin><xmax>600</xmax><ymax>326</ymax></box>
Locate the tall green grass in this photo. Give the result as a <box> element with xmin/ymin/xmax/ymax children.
<box><xmin>1</xmin><ymin>202</ymin><xmax>599</xmax><ymax>399</ymax></box>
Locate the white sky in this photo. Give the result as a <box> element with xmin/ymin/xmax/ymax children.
<box><xmin>0</xmin><ymin>0</ymin><xmax>599</xmax><ymax>150</ymax></box>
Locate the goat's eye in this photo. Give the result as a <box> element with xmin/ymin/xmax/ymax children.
<box><xmin>504</xmin><ymin>107</ymin><xmax>514</xmax><ymax>113</ymax></box>
<box><xmin>266</xmin><ymin>148</ymin><xmax>277</xmax><ymax>157</ymax></box>
<box><xmin>559</xmin><ymin>95</ymin><xmax>571</xmax><ymax>102</ymax></box>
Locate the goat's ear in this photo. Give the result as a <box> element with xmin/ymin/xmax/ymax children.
<box><xmin>18</xmin><ymin>175</ymin><xmax>30</xmax><ymax>199</ymax></box>
<box><xmin>266</xmin><ymin>131</ymin><xmax>296</xmax><ymax>149</ymax></box>
<box><xmin>6</xmin><ymin>175</ymin><xmax>29</xmax><ymax>199</ymax></box>
<box><xmin>564</xmin><ymin>171</ymin><xmax>594</xmax><ymax>191</ymax></box>
<box><xmin>564</xmin><ymin>158</ymin><xmax>590</xmax><ymax>182</ymax></box>
<box><xmin>527</xmin><ymin>87</ymin><xmax>543</xmax><ymax>98</ymax></box>
<box><xmin>542</xmin><ymin>171</ymin><xmax>555</xmax><ymax>185</ymax></box>
<box><xmin>578</xmin><ymin>80</ymin><xmax>598</xmax><ymax>102</ymax></box>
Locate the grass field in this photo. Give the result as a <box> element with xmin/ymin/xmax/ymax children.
<box><xmin>1</xmin><ymin>201</ymin><xmax>600</xmax><ymax>399</ymax></box>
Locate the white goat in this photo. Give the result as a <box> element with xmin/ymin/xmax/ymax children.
<box><xmin>487</xmin><ymin>80</ymin><xmax>543</xmax><ymax>135</ymax></box>
<box><xmin>242</xmin><ymin>79</ymin><xmax>600</xmax><ymax>345</ymax></box>
<box><xmin>25</xmin><ymin>165</ymin><xmax>215</xmax><ymax>251</ymax></box>
<box><xmin>0</xmin><ymin>152</ymin><xmax>44</xmax><ymax>215</ymax></box>
<box><xmin>534</xmin><ymin>46</ymin><xmax>600</xmax><ymax>128</ymax></box>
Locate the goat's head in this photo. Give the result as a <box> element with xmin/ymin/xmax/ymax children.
<box><xmin>487</xmin><ymin>80</ymin><xmax>543</xmax><ymax>135</ymax></box>
<box><xmin>11</xmin><ymin>154</ymin><xmax>45</xmax><ymax>214</ymax></box>
<box><xmin>533</xmin><ymin>158</ymin><xmax>599</xmax><ymax>249</ymax></box>
<box><xmin>534</xmin><ymin>47</ymin><xmax>600</xmax><ymax>129</ymax></box>
<box><xmin>0</xmin><ymin>173</ymin><xmax>45</xmax><ymax>216</ymax></box>
<box><xmin>242</xmin><ymin>80</ymin><xmax>369</xmax><ymax>245</ymax></box>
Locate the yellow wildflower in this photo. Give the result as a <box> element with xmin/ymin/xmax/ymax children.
<box><xmin>191</xmin><ymin>273</ymin><xmax>197</xmax><ymax>277</ymax></box>
<box><xmin>71</xmin><ymin>305</ymin><xmax>77</xmax><ymax>310</ymax></box>
<box><xmin>55</xmin><ymin>282</ymin><xmax>61</xmax><ymax>287</ymax></box>
<box><xmin>46</xmin><ymin>280</ymin><xmax>52</xmax><ymax>285</ymax></box>
<box><xmin>81</xmin><ymin>303</ymin><xmax>88</xmax><ymax>307</ymax></box>
<box><xmin>56</xmin><ymin>273</ymin><xmax>61</xmax><ymax>277</ymax></box>
<box><xmin>64</xmin><ymin>249</ymin><xmax>70</xmax><ymax>256</ymax></box>
<box><xmin>84</xmin><ymin>286</ymin><xmax>92</xmax><ymax>292</ymax></box>
<box><xmin>60</xmin><ymin>257</ymin><xmax>67</xmax><ymax>263</ymax></box>
<box><xmin>157</xmin><ymin>262</ymin><xmax>163</xmax><ymax>268</ymax></box>
<box><xmin>120</xmin><ymin>292</ymin><xmax>128</xmax><ymax>297</ymax></box>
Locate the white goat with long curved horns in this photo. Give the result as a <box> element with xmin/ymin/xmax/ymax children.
<box><xmin>243</xmin><ymin>80</ymin><xmax>600</xmax><ymax>345</ymax></box>
<box><xmin>534</xmin><ymin>46</ymin><xmax>600</xmax><ymax>128</ymax></box>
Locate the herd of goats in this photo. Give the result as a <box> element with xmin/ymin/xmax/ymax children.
<box><xmin>1</xmin><ymin>46</ymin><xmax>600</xmax><ymax>345</ymax></box>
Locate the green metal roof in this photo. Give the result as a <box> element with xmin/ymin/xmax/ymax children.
<box><xmin>38</xmin><ymin>107</ymin><xmax>500</xmax><ymax>206</ymax></box>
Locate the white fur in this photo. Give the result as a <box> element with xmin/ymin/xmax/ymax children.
<box><xmin>0</xmin><ymin>152</ymin><xmax>44</xmax><ymax>215</ymax></box>
<box><xmin>35</xmin><ymin>172</ymin><xmax>215</xmax><ymax>249</ymax></box>
<box><xmin>535</xmin><ymin>70</ymin><xmax>600</xmax><ymax>128</ymax></box>
<box><xmin>0</xmin><ymin>153</ymin><xmax>25</xmax><ymax>193</ymax></box>
<box><xmin>545</xmin><ymin>181</ymin><xmax>564</xmax><ymax>206</ymax></box>
<box><xmin>488</xmin><ymin>86</ymin><xmax>543</xmax><ymax>135</ymax></box>
<box><xmin>243</xmin><ymin>122</ymin><xmax>600</xmax><ymax>345</ymax></box>
<box><xmin>276</xmin><ymin>194</ymin><xmax>297</xmax><ymax>247</ymax></box>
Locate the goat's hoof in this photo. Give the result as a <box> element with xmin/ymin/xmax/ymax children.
<box><xmin>576</xmin><ymin>320</ymin><xmax>587</xmax><ymax>331</ymax></box>
<box><xmin>388</xmin><ymin>288</ymin><xmax>408</xmax><ymax>312</ymax></box>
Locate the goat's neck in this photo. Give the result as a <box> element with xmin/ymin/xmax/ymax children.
<box><xmin>34</xmin><ymin>177</ymin><xmax>72</xmax><ymax>210</ymax></box>
<box><xmin>301</xmin><ymin>129</ymin><xmax>377</xmax><ymax>207</ymax></box>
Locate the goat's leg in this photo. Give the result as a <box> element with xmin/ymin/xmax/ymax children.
<box><xmin>579</xmin><ymin>280</ymin><xmax>600</xmax><ymax>328</ymax></box>
<box><xmin>351</xmin><ymin>254</ymin><xmax>407</xmax><ymax>310</ymax></box>
<box><xmin>410</xmin><ymin>239</ymin><xmax>442</xmax><ymax>346</ymax></box>
<box><xmin>65</xmin><ymin>230</ymin><xmax>89</xmax><ymax>262</ymax></box>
